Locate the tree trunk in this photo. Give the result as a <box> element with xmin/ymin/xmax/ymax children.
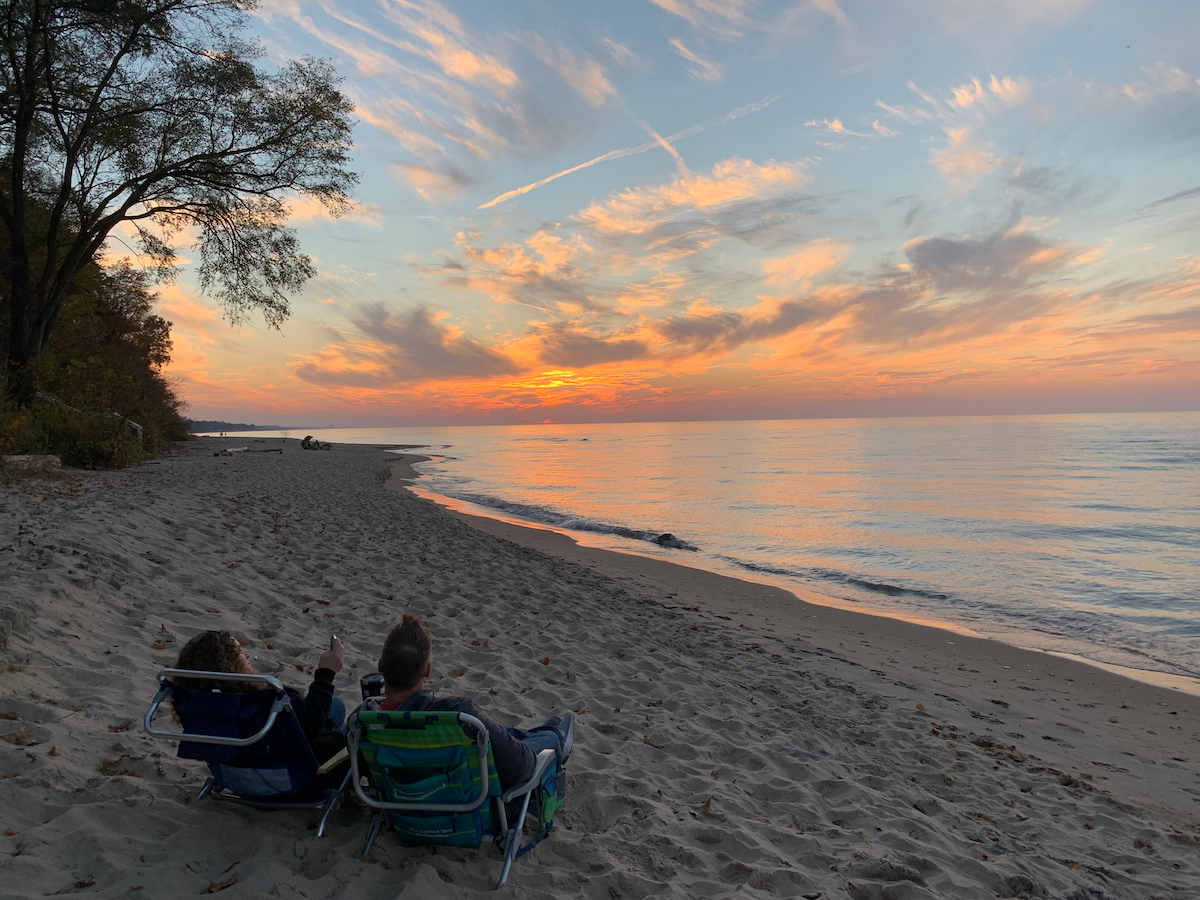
<box><xmin>4</xmin><ymin>257</ymin><xmax>39</xmax><ymax>408</ymax></box>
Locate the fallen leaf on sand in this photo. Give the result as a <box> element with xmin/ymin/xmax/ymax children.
<box><xmin>264</xmin><ymin>642</ymin><xmax>275</xmax><ymax>650</ymax></box>
<box><xmin>100</xmin><ymin>756</ymin><xmax>121</xmax><ymax>775</ymax></box>
<box><xmin>123</xmin><ymin>797</ymin><xmax>137</xmax><ymax>806</ymax></box>
<box><xmin>200</xmin><ymin>872</ymin><xmax>238</xmax><ymax>894</ymax></box>
<box><xmin>643</xmin><ymin>737</ymin><xmax>663</xmax><ymax>749</ymax></box>
<box><xmin>452</xmin><ymin>668</ymin><xmax>465</xmax><ymax>678</ymax></box>
<box><xmin>609</xmin><ymin>888</ymin><xmax>622</xmax><ymax>900</ymax></box>
<box><xmin>108</xmin><ymin>719</ymin><xmax>133</xmax><ymax>733</ymax></box>
<box><xmin>0</xmin><ymin>711</ymin><xmax>18</xmax><ymax>720</ymax></box>
<box><xmin>49</xmin><ymin>746</ymin><xmax>58</xmax><ymax>757</ymax></box>
<box><xmin>151</xmin><ymin>641</ymin><xmax>167</xmax><ymax>650</ymax></box>
<box><xmin>471</xmin><ymin>640</ymin><xmax>480</xmax><ymax>646</ymax></box>
<box><xmin>316</xmin><ymin>599</ymin><xmax>330</xmax><ymax>606</ymax></box>
<box><xmin>702</xmin><ymin>797</ymin><xmax>713</xmax><ymax>814</ymax></box>
<box><xmin>4</xmin><ymin>828</ymin><xmax>17</xmax><ymax>836</ymax></box>
<box><xmin>1</xmin><ymin>728</ymin><xmax>38</xmax><ymax>746</ymax></box>
<box><xmin>159</xmin><ymin>624</ymin><xmax>168</xmax><ymax>633</ymax></box>
<box><xmin>540</xmin><ymin>657</ymin><xmax>550</xmax><ymax>666</ymax></box>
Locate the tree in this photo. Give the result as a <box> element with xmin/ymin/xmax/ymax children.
<box><xmin>0</xmin><ymin>0</ymin><xmax>357</xmax><ymax>406</ymax></box>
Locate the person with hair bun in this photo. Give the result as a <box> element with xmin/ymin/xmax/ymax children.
<box><xmin>174</xmin><ymin>630</ymin><xmax>348</xmax><ymax>764</ymax></box>
<box><xmin>357</xmin><ymin>612</ymin><xmax>573</xmax><ymax>792</ymax></box>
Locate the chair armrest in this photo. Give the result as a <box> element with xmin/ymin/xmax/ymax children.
<box><xmin>501</xmin><ymin>748</ymin><xmax>556</xmax><ymax>804</ymax></box>
<box><xmin>142</xmin><ymin>669</ymin><xmax>289</xmax><ymax>747</ymax></box>
<box><xmin>347</xmin><ymin>711</ymin><xmax>492</xmax><ymax>813</ymax></box>
<box><xmin>157</xmin><ymin>668</ymin><xmax>285</xmax><ymax>692</ymax></box>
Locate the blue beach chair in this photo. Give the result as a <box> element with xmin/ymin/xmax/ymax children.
<box><xmin>143</xmin><ymin>669</ymin><xmax>351</xmax><ymax>836</ymax></box>
<box><xmin>348</xmin><ymin>708</ymin><xmax>564</xmax><ymax>888</ymax></box>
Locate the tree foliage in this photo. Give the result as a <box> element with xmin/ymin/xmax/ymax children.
<box><xmin>0</xmin><ymin>0</ymin><xmax>357</xmax><ymax>404</ymax></box>
<box><xmin>1</xmin><ymin>255</ymin><xmax>190</xmax><ymax>467</ymax></box>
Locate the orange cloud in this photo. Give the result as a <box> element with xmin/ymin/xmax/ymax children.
<box><xmin>575</xmin><ymin>158</ymin><xmax>810</xmax><ymax>236</ymax></box>
<box><xmin>930</xmin><ymin>126</ymin><xmax>1002</xmax><ymax>191</ymax></box>
<box><xmin>762</xmin><ymin>240</ymin><xmax>852</xmax><ymax>289</ymax></box>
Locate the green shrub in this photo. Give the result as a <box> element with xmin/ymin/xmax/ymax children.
<box><xmin>0</xmin><ymin>398</ymin><xmax>38</xmax><ymax>455</ymax></box>
<box><xmin>25</xmin><ymin>403</ymin><xmax>144</xmax><ymax>469</ymax></box>
<box><xmin>1</xmin><ymin>260</ymin><xmax>191</xmax><ymax>468</ymax></box>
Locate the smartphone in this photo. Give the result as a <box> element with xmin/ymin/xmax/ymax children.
<box><xmin>330</xmin><ymin>634</ymin><xmax>337</xmax><ymax>650</ymax></box>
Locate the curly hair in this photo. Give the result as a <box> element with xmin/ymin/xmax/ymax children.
<box><xmin>173</xmin><ymin>630</ymin><xmax>256</xmax><ymax>692</ymax></box>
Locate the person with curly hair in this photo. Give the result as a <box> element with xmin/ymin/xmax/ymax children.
<box><xmin>174</xmin><ymin>630</ymin><xmax>347</xmax><ymax>763</ymax></box>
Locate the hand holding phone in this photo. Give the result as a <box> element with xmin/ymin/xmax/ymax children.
<box><xmin>317</xmin><ymin>636</ymin><xmax>344</xmax><ymax>674</ymax></box>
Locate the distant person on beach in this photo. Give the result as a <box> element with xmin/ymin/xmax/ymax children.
<box><xmin>355</xmin><ymin>613</ymin><xmax>573</xmax><ymax>791</ymax></box>
<box><xmin>173</xmin><ymin>630</ymin><xmax>348</xmax><ymax>764</ymax></box>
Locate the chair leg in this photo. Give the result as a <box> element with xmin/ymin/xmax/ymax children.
<box><xmin>362</xmin><ymin>813</ymin><xmax>385</xmax><ymax>858</ymax></box>
<box><xmin>497</xmin><ymin>793</ymin><xmax>533</xmax><ymax>889</ymax></box>
<box><xmin>195</xmin><ymin>778</ymin><xmax>215</xmax><ymax>803</ymax></box>
<box><xmin>316</xmin><ymin>793</ymin><xmax>339</xmax><ymax>838</ymax></box>
<box><xmin>317</xmin><ymin>769</ymin><xmax>353</xmax><ymax>838</ymax></box>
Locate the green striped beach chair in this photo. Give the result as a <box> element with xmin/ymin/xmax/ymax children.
<box><xmin>348</xmin><ymin>709</ymin><xmax>564</xmax><ymax>888</ymax></box>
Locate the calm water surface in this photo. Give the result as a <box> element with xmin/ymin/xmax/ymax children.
<box><xmin>228</xmin><ymin>414</ymin><xmax>1200</xmax><ymax>678</ymax></box>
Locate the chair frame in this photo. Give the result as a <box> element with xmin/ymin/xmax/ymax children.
<box><xmin>144</xmin><ymin>668</ymin><xmax>352</xmax><ymax>837</ymax></box>
<box><xmin>348</xmin><ymin>710</ymin><xmax>556</xmax><ymax>888</ymax></box>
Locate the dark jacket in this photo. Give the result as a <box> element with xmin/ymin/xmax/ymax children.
<box><xmin>359</xmin><ymin>690</ymin><xmax>535</xmax><ymax>791</ymax></box>
<box><xmin>285</xmin><ymin>668</ymin><xmax>346</xmax><ymax>764</ymax></box>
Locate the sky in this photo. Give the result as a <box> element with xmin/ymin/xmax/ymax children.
<box><xmin>132</xmin><ymin>0</ymin><xmax>1200</xmax><ymax>425</ymax></box>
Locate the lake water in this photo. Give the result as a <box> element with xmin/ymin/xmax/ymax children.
<box><xmin>220</xmin><ymin>413</ymin><xmax>1200</xmax><ymax>680</ymax></box>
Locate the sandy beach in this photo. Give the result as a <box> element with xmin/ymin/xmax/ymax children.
<box><xmin>2</xmin><ymin>439</ymin><xmax>1198</xmax><ymax>899</ymax></box>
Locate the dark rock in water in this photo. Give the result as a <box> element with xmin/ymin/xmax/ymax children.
<box><xmin>654</xmin><ymin>533</ymin><xmax>676</xmax><ymax>545</ymax></box>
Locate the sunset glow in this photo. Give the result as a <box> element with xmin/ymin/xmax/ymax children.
<box><xmin>131</xmin><ymin>1</ymin><xmax>1200</xmax><ymax>425</ymax></box>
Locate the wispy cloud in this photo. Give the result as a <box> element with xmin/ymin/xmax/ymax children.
<box><xmin>477</xmin><ymin>91</ymin><xmax>787</xmax><ymax>208</ymax></box>
<box><xmin>526</xmin><ymin>34</ymin><xmax>618</xmax><ymax>107</ymax></box>
<box><xmin>668</xmin><ymin>36</ymin><xmax>722</xmax><ymax>83</ymax></box>
<box><xmin>805</xmin><ymin>117</ymin><xmax>872</xmax><ymax>138</ymax></box>
<box><xmin>948</xmin><ymin>74</ymin><xmax>1032</xmax><ymax>110</ymax></box>
<box><xmin>930</xmin><ymin>126</ymin><xmax>1002</xmax><ymax>192</ymax></box>
<box><xmin>574</xmin><ymin>157</ymin><xmax>809</xmax><ymax>237</ymax></box>
<box><xmin>285</xmin><ymin>194</ymin><xmax>385</xmax><ymax>228</ymax></box>
<box><xmin>762</xmin><ymin>239</ymin><xmax>851</xmax><ymax>289</ymax></box>
<box><xmin>649</xmin><ymin>0</ymin><xmax>756</xmax><ymax>38</ymax></box>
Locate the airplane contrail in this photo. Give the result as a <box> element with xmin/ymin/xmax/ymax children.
<box><xmin>477</xmin><ymin>90</ymin><xmax>789</xmax><ymax>210</ymax></box>
<box><xmin>639</xmin><ymin>120</ymin><xmax>690</xmax><ymax>175</ymax></box>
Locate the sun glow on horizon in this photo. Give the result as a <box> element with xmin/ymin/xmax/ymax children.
<box><xmin>163</xmin><ymin>1</ymin><xmax>1200</xmax><ymax>425</ymax></box>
